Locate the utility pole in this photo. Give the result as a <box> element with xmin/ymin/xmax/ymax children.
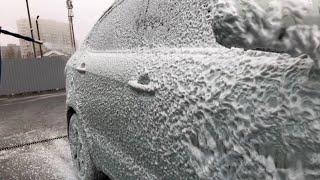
<box><xmin>36</xmin><ymin>16</ymin><xmax>43</xmax><ymax>58</ymax></box>
<box><xmin>26</xmin><ymin>0</ymin><xmax>37</xmax><ymax>58</ymax></box>
<box><xmin>67</xmin><ymin>0</ymin><xmax>76</xmax><ymax>53</ymax></box>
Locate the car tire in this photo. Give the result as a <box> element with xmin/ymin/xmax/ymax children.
<box><xmin>69</xmin><ymin>114</ymin><xmax>104</xmax><ymax>180</ymax></box>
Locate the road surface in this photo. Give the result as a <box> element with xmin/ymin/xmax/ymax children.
<box><xmin>0</xmin><ymin>92</ymin><xmax>79</xmax><ymax>180</ymax></box>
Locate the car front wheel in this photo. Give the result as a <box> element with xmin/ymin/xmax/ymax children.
<box><xmin>69</xmin><ymin>114</ymin><xmax>103</xmax><ymax>180</ymax></box>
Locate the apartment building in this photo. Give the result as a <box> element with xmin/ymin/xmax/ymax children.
<box><xmin>255</xmin><ymin>0</ymin><xmax>319</xmax><ymax>15</ymax></box>
<box><xmin>0</xmin><ymin>44</ymin><xmax>22</xmax><ymax>60</ymax></box>
<box><xmin>17</xmin><ymin>18</ymin><xmax>73</xmax><ymax>59</ymax></box>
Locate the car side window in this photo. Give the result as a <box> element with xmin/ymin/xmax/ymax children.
<box><xmin>138</xmin><ymin>0</ymin><xmax>216</xmax><ymax>48</ymax></box>
<box><xmin>86</xmin><ymin>0</ymin><xmax>146</xmax><ymax>51</ymax></box>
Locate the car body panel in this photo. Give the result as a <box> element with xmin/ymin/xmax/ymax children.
<box><xmin>67</xmin><ymin>47</ymin><xmax>320</xmax><ymax>179</ymax></box>
<box><xmin>66</xmin><ymin>0</ymin><xmax>320</xmax><ymax>179</ymax></box>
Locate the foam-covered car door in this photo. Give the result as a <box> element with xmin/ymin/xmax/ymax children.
<box><xmin>75</xmin><ymin>0</ymin><xmax>165</xmax><ymax>179</ymax></box>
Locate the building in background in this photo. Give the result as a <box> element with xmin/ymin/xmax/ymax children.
<box><xmin>302</xmin><ymin>0</ymin><xmax>320</xmax><ymax>26</ymax></box>
<box><xmin>254</xmin><ymin>0</ymin><xmax>320</xmax><ymax>26</ymax></box>
<box><xmin>305</xmin><ymin>0</ymin><xmax>319</xmax><ymax>15</ymax></box>
<box><xmin>255</xmin><ymin>0</ymin><xmax>319</xmax><ymax>15</ymax></box>
<box><xmin>17</xmin><ymin>18</ymin><xmax>73</xmax><ymax>59</ymax></box>
<box><xmin>0</xmin><ymin>44</ymin><xmax>22</xmax><ymax>60</ymax></box>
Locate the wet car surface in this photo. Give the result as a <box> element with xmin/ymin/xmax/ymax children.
<box><xmin>66</xmin><ymin>0</ymin><xmax>320</xmax><ymax>179</ymax></box>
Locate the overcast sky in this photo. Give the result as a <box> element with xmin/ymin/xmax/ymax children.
<box><xmin>0</xmin><ymin>0</ymin><xmax>114</xmax><ymax>46</ymax></box>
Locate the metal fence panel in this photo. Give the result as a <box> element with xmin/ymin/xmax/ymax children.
<box><xmin>0</xmin><ymin>57</ymin><xmax>68</xmax><ymax>96</ymax></box>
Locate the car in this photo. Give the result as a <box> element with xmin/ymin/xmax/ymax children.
<box><xmin>66</xmin><ymin>0</ymin><xmax>320</xmax><ymax>179</ymax></box>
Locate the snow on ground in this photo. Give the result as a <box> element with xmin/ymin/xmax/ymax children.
<box><xmin>0</xmin><ymin>92</ymin><xmax>77</xmax><ymax>180</ymax></box>
<box><xmin>0</xmin><ymin>139</ymin><xmax>78</xmax><ymax>180</ymax></box>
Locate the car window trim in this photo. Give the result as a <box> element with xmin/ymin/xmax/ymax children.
<box><xmin>97</xmin><ymin>0</ymin><xmax>126</xmax><ymax>23</ymax></box>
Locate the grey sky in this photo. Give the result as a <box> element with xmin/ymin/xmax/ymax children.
<box><xmin>0</xmin><ymin>0</ymin><xmax>114</xmax><ymax>46</ymax></box>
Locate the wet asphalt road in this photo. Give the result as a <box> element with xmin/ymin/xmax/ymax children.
<box><xmin>0</xmin><ymin>92</ymin><xmax>79</xmax><ymax>180</ymax></box>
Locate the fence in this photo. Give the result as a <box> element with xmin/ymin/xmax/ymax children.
<box><xmin>0</xmin><ymin>57</ymin><xmax>68</xmax><ymax>96</ymax></box>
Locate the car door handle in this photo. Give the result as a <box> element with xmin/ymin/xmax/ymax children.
<box><xmin>128</xmin><ymin>80</ymin><xmax>155</xmax><ymax>94</ymax></box>
<box><xmin>76</xmin><ymin>63</ymin><xmax>86</xmax><ymax>74</ymax></box>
